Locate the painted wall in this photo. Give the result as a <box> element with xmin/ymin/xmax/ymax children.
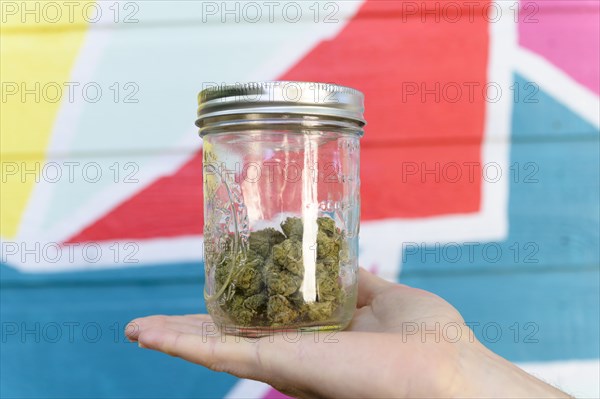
<box><xmin>1</xmin><ymin>1</ymin><xmax>599</xmax><ymax>397</ymax></box>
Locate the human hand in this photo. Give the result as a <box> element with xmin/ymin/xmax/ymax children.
<box><xmin>126</xmin><ymin>268</ymin><xmax>569</xmax><ymax>398</ymax></box>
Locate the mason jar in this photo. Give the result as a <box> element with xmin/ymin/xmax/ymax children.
<box><xmin>196</xmin><ymin>81</ymin><xmax>365</xmax><ymax>336</ymax></box>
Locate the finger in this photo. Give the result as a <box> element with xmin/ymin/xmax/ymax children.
<box><xmin>181</xmin><ymin>314</ymin><xmax>214</xmax><ymax>322</ymax></box>
<box><xmin>165</xmin><ymin>315</ymin><xmax>214</xmax><ymax>328</ymax></box>
<box><xmin>126</xmin><ymin>315</ymin><xmax>166</xmax><ymax>341</ymax></box>
<box><xmin>137</xmin><ymin>326</ymin><xmax>266</xmax><ymax>377</ymax></box>
<box><xmin>157</xmin><ymin>320</ymin><xmax>214</xmax><ymax>336</ymax></box>
<box><xmin>357</xmin><ymin>267</ymin><xmax>392</xmax><ymax>308</ymax></box>
<box><xmin>126</xmin><ymin>314</ymin><xmax>213</xmax><ymax>341</ymax></box>
<box><xmin>138</xmin><ymin>327</ymin><xmax>405</xmax><ymax>398</ymax></box>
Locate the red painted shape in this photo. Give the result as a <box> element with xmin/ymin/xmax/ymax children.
<box><xmin>67</xmin><ymin>153</ymin><xmax>203</xmax><ymax>242</ymax></box>
<box><xmin>68</xmin><ymin>0</ymin><xmax>489</xmax><ymax>242</ymax></box>
<box><xmin>361</xmin><ymin>143</ymin><xmax>481</xmax><ymax>219</ymax></box>
<box><xmin>280</xmin><ymin>0</ymin><xmax>488</xmax><ymax>219</ymax></box>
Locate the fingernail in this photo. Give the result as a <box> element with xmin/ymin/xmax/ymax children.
<box><xmin>138</xmin><ymin>341</ymin><xmax>147</xmax><ymax>349</ymax></box>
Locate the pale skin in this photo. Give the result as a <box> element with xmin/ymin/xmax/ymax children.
<box><xmin>126</xmin><ymin>268</ymin><xmax>570</xmax><ymax>398</ymax></box>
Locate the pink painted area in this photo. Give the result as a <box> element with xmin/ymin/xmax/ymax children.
<box><xmin>519</xmin><ymin>0</ymin><xmax>600</xmax><ymax>94</ymax></box>
<box><xmin>263</xmin><ymin>388</ymin><xmax>294</xmax><ymax>399</ymax></box>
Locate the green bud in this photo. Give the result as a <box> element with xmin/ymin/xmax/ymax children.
<box><xmin>265</xmin><ymin>265</ymin><xmax>302</xmax><ymax>297</ymax></box>
<box><xmin>211</xmin><ymin>216</ymin><xmax>349</xmax><ymax>328</ymax></box>
<box><xmin>317</xmin><ymin>230</ymin><xmax>339</xmax><ymax>259</ymax></box>
<box><xmin>317</xmin><ymin>217</ymin><xmax>337</xmax><ymax>237</ymax></box>
<box><xmin>227</xmin><ymin>294</ymin><xmax>254</xmax><ymax>326</ymax></box>
<box><xmin>244</xmin><ymin>293</ymin><xmax>268</xmax><ymax>312</ymax></box>
<box><xmin>316</xmin><ymin>272</ymin><xmax>340</xmax><ymax>302</ymax></box>
<box><xmin>305</xmin><ymin>300</ymin><xmax>335</xmax><ymax>321</ymax></box>
<box><xmin>272</xmin><ymin>239</ymin><xmax>303</xmax><ymax>275</ymax></box>
<box><xmin>249</xmin><ymin>228</ymin><xmax>285</xmax><ymax>258</ymax></box>
<box><xmin>267</xmin><ymin>294</ymin><xmax>299</xmax><ymax>325</ymax></box>
<box><xmin>281</xmin><ymin>217</ymin><xmax>303</xmax><ymax>240</ymax></box>
<box><xmin>215</xmin><ymin>254</ymin><xmax>233</xmax><ymax>291</ymax></box>
<box><xmin>231</xmin><ymin>250</ymin><xmax>264</xmax><ymax>295</ymax></box>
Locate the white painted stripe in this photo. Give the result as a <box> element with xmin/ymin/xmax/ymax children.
<box><xmin>360</xmin><ymin>210</ymin><xmax>509</xmax><ymax>282</ymax></box>
<box><xmin>515</xmin><ymin>47</ymin><xmax>600</xmax><ymax>130</ymax></box>
<box><xmin>15</xmin><ymin>27</ymin><xmax>113</xmax><ymax>240</ymax></box>
<box><xmin>0</xmin><ymin>235</ymin><xmax>204</xmax><ymax>273</ymax></box>
<box><xmin>35</xmin><ymin>134</ymin><xmax>201</xmax><ymax>243</ymax></box>
<box><xmin>245</xmin><ymin>1</ymin><xmax>364</xmax><ymax>81</ymax></box>
<box><xmin>224</xmin><ymin>379</ymin><xmax>272</xmax><ymax>399</ymax></box>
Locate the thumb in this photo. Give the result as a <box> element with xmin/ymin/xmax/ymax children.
<box><xmin>357</xmin><ymin>267</ymin><xmax>392</xmax><ymax>308</ymax></box>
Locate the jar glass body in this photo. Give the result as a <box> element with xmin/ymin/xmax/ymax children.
<box><xmin>202</xmin><ymin>125</ymin><xmax>361</xmax><ymax>336</ymax></box>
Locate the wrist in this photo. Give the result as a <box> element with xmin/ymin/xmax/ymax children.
<box><xmin>453</xmin><ymin>339</ymin><xmax>571</xmax><ymax>398</ymax></box>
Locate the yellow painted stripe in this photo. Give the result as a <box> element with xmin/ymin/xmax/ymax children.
<box><xmin>0</xmin><ymin>1</ymin><xmax>93</xmax><ymax>238</ymax></box>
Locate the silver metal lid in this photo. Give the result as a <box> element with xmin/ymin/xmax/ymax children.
<box><xmin>196</xmin><ymin>81</ymin><xmax>365</xmax><ymax>135</ymax></box>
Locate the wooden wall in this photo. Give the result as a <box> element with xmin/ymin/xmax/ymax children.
<box><xmin>1</xmin><ymin>1</ymin><xmax>599</xmax><ymax>397</ymax></box>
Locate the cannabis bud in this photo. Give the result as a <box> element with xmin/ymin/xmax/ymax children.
<box><xmin>267</xmin><ymin>294</ymin><xmax>299</xmax><ymax>325</ymax></box>
<box><xmin>281</xmin><ymin>217</ymin><xmax>303</xmax><ymax>240</ymax></box>
<box><xmin>272</xmin><ymin>239</ymin><xmax>303</xmax><ymax>275</ymax></box>
<box><xmin>211</xmin><ymin>216</ymin><xmax>347</xmax><ymax>327</ymax></box>
<box><xmin>249</xmin><ymin>228</ymin><xmax>285</xmax><ymax>258</ymax></box>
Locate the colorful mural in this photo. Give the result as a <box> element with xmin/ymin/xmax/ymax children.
<box><xmin>1</xmin><ymin>0</ymin><xmax>599</xmax><ymax>397</ymax></box>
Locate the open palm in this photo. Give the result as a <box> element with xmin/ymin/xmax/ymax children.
<box><xmin>126</xmin><ymin>268</ymin><xmax>566</xmax><ymax>398</ymax></box>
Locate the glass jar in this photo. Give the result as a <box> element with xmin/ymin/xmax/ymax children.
<box><xmin>196</xmin><ymin>81</ymin><xmax>365</xmax><ymax>336</ymax></box>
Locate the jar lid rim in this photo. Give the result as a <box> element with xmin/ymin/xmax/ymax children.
<box><xmin>196</xmin><ymin>81</ymin><xmax>366</xmax><ymax>131</ymax></box>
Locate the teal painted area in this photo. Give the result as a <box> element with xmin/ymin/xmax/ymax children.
<box><xmin>511</xmin><ymin>75</ymin><xmax>599</xmax><ymax>138</ymax></box>
<box><xmin>403</xmin><ymin>75</ymin><xmax>599</xmax><ymax>274</ymax></box>
<box><xmin>1</xmin><ymin>268</ymin><xmax>238</xmax><ymax>399</ymax></box>
<box><xmin>401</xmin><ymin>138</ymin><xmax>599</xmax><ymax>273</ymax></box>
<box><xmin>402</xmin><ymin>269</ymin><xmax>599</xmax><ymax>361</ymax></box>
<box><xmin>402</xmin><ymin>74</ymin><xmax>600</xmax><ymax>359</ymax></box>
<box><xmin>1</xmin><ymin>262</ymin><xmax>202</xmax><ymax>286</ymax></box>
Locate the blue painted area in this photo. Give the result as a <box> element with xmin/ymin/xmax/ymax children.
<box><xmin>403</xmin><ymin>75</ymin><xmax>600</xmax><ymax>274</ymax></box>
<box><xmin>401</xmin><ymin>137</ymin><xmax>599</xmax><ymax>273</ymax></box>
<box><xmin>403</xmin><ymin>269</ymin><xmax>599</xmax><ymax>361</ymax></box>
<box><xmin>511</xmin><ymin>75</ymin><xmax>599</xmax><ymax>138</ymax></box>
<box><xmin>1</xmin><ymin>262</ymin><xmax>203</xmax><ymax>285</ymax></box>
<box><xmin>1</xmin><ymin>266</ymin><xmax>237</xmax><ymax>399</ymax></box>
<box><xmin>402</xmin><ymin>74</ymin><xmax>600</xmax><ymax>360</ymax></box>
